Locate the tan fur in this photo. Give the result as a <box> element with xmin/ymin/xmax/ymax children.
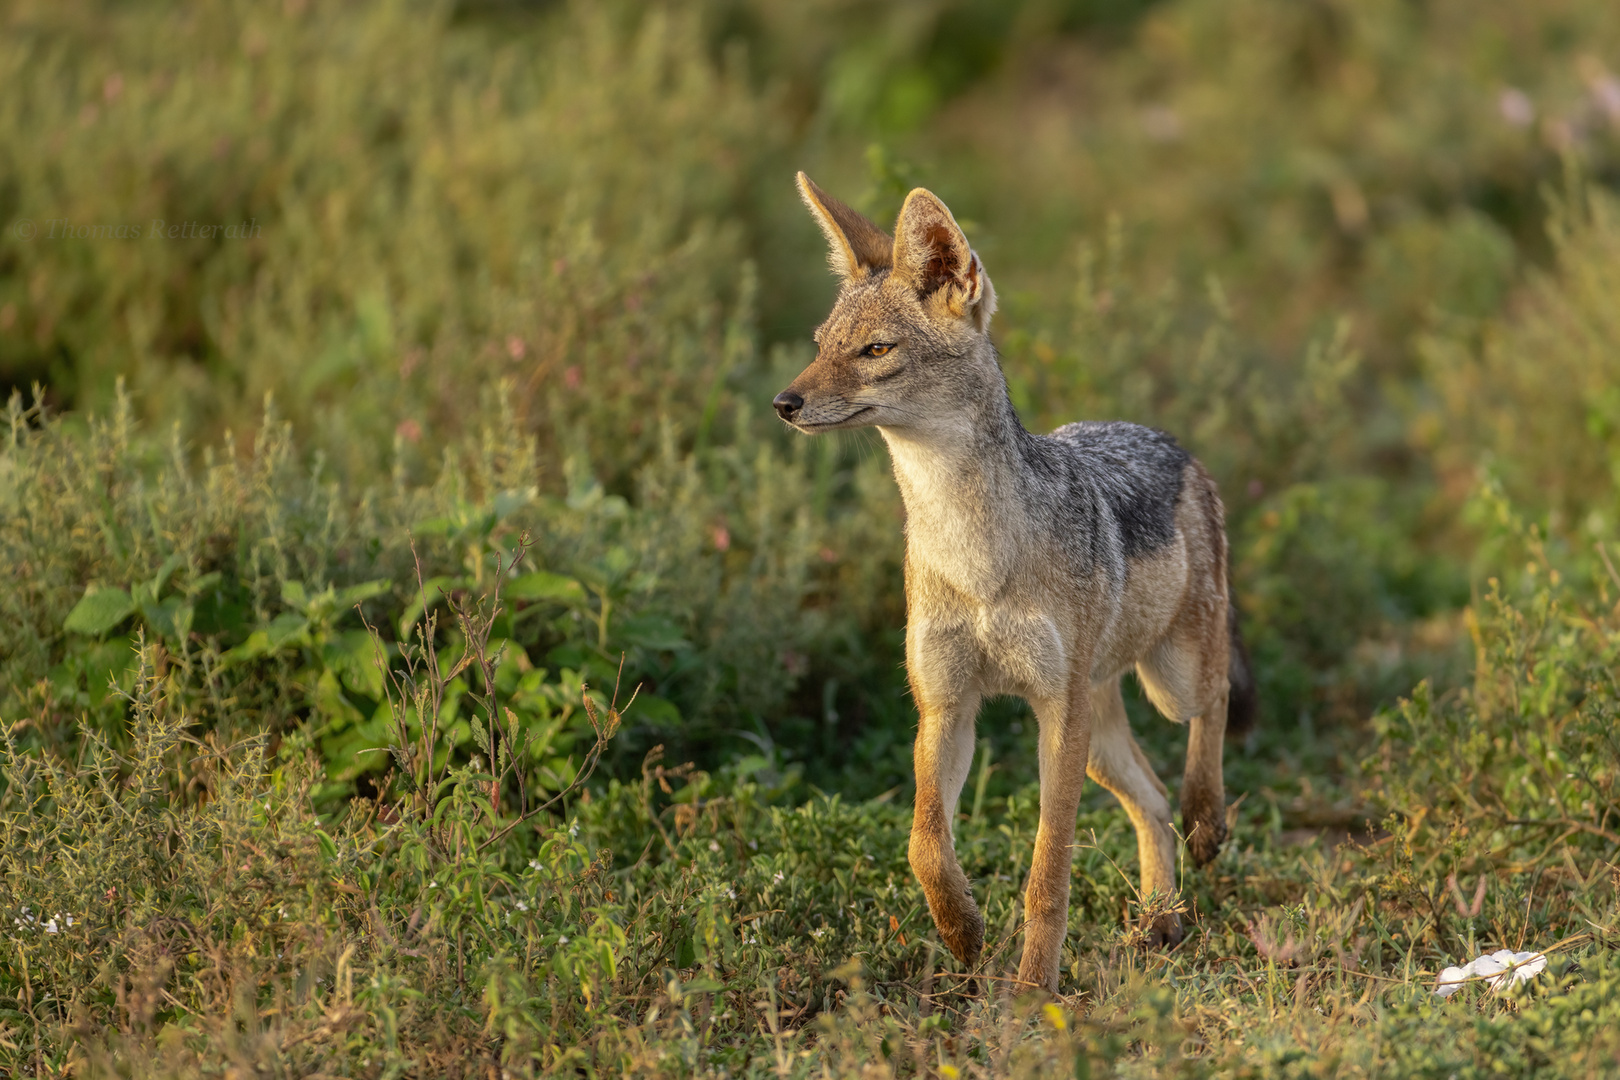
<box><xmin>777</xmin><ymin>173</ymin><xmax>1235</xmax><ymax>993</ymax></box>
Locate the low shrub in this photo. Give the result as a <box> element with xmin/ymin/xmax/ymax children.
<box><xmin>0</xmin><ymin>383</ymin><xmax>849</xmax><ymax>802</ymax></box>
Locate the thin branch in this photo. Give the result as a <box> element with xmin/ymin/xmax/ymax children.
<box><xmin>475</xmin><ymin>663</ymin><xmax>629</xmax><ymax>854</ymax></box>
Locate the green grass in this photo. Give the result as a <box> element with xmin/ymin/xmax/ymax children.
<box><xmin>5</xmin><ymin>0</ymin><xmax>1620</xmax><ymax>1074</ymax></box>
<box><xmin>4</xmin><ymin>534</ymin><xmax>1618</xmax><ymax>1076</ymax></box>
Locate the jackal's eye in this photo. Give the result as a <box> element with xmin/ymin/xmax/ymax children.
<box><xmin>863</xmin><ymin>343</ymin><xmax>894</xmax><ymax>358</ymax></box>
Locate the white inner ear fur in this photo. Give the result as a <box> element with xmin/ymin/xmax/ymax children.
<box><xmin>927</xmin><ymin>250</ymin><xmax>997</xmax><ymax>333</ymax></box>
<box><xmin>894</xmin><ymin>189</ymin><xmax>997</xmax><ymax>333</ymax></box>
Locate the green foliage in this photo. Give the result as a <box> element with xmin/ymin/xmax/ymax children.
<box><xmin>1374</xmin><ymin>538</ymin><xmax>1620</xmax><ymax>875</ymax></box>
<box><xmin>7</xmin><ymin>0</ymin><xmax>1620</xmax><ymax>1073</ymax></box>
<box><xmin>0</xmin><ymin>0</ymin><xmax>775</xmax><ymax>490</ymax></box>
<box><xmin>7</xmin><ymin>0</ymin><xmax>1620</xmax><ymax>750</ymax></box>
<box><xmin>0</xmin><ymin>383</ymin><xmax>842</xmax><ymax>803</ymax></box>
<box><xmin>5</xmin><ymin>566</ymin><xmax>1620</xmax><ymax>1076</ymax></box>
<box><xmin>1422</xmin><ymin>186</ymin><xmax>1620</xmax><ymax>542</ymax></box>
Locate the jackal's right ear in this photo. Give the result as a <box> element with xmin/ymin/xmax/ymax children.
<box><xmin>797</xmin><ymin>172</ymin><xmax>893</xmax><ymax>281</ymax></box>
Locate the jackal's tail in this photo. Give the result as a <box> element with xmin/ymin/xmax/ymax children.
<box><xmin>1226</xmin><ymin>598</ymin><xmax>1257</xmax><ymax>736</ymax></box>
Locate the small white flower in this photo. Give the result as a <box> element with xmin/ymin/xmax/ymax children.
<box><xmin>773</xmin><ymin>871</ymin><xmax>784</xmax><ymax>883</ymax></box>
<box><xmin>529</xmin><ymin>858</ymin><xmax>542</xmax><ymax>871</ymax></box>
<box><xmin>811</xmin><ymin>927</ymin><xmax>827</xmax><ymax>939</ymax></box>
<box><xmin>65</xmin><ymin>915</ymin><xmax>75</xmax><ymax>928</ymax></box>
<box><xmin>43</xmin><ymin>917</ymin><xmax>60</xmax><ymax>934</ymax></box>
<box><xmin>514</xmin><ymin>900</ymin><xmax>530</xmax><ymax>912</ymax></box>
<box><xmin>708</xmin><ymin>840</ymin><xmax>720</xmax><ymax>852</ymax></box>
<box><xmin>726</xmin><ymin>888</ymin><xmax>736</xmax><ymax>901</ymax></box>
<box><xmin>1435</xmin><ymin>949</ymin><xmax>1548</xmax><ymax>997</ymax></box>
<box><xmin>569</xmin><ymin>823</ymin><xmax>579</xmax><ymax>838</ymax></box>
<box><xmin>748</xmin><ymin>840</ymin><xmax>758</xmax><ymax>851</ymax></box>
<box><xmin>429</xmin><ymin>881</ymin><xmax>439</xmax><ymax>889</ymax></box>
<box><xmin>558</xmin><ymin>935</ymin><xmax>569</xmax><ymax>944</ymax></box>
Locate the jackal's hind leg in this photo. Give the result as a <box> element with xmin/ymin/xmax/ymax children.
<box><xmin>1087</xmin><ymin>678</ymin><xmax>1182</xmax><ymax>946</ymax></box>
<box><xmin>909</xmin><ymin>695</ymin><xmax>983</xmax><ymax>967</ymax></box>
<box><xmin>1181</xmin><ymin>686</ymin><xmax>1228</xmax><ymax>867</ymax></box>
<box><xmin>1137</xmin><ymin>630</ymin><xmax>1230</xmax><ymax>869</ymax></box>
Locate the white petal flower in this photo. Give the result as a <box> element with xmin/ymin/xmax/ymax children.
<box><xmin>1434</xmin><ymin>949</ymin><xmax>1548</xmax><ymax>997</ymax></box>
<box><xmin>1434</xmin><ymin>964</ymin><xmax>1474</xmax><ymax>998</ymax></box>
<box><xmin>1481</xmin><ymin>949</ymin><xmax>1547</xmax><ymax>992</ymax></box>
<box><xmin>43</xmin><ymin>917</ymin><xmax>60</xmax><ymax>934</ymax></box>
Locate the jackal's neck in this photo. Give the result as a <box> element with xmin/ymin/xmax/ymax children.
<box><xmin>877</xmin><ymin>363</ymin><xmax>1032</xmax><ymax>600</ymax></box>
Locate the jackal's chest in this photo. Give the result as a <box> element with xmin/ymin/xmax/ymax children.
<box><xmin>909</xmin><ymin>602</ymin><xmax>1069</xmax><ymax>703</ymax></box>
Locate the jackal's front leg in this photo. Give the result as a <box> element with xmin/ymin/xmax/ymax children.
<box><xmin>908</xmin><ymin>692</ymin><xmax>983</xmax><ymax>968</ymax></box>
<box><xmin>1018</xmin><ymin>679</ymin><xmax>1094</xmax><ymax>993</ymax></box>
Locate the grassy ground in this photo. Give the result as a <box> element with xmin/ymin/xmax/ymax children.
<box><xmin>5</xmin><ymin>538</ymin><xmax>1618</xmax><ymax>1077</ymax></box>
<box><xmin>5</xmin><ymin>0</ymin><xmax>1620</xmax><ymax>1075</ymax></box>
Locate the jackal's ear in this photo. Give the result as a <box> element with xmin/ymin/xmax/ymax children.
<box><xmin>797</xmin><ymin>172</ymin><xmax>893</xmax><ymax>281</ymax></box>
<box><xmin>892</xmin><ymin>188</ymin><xmax>997</xmax><ymax>331</ymax></box>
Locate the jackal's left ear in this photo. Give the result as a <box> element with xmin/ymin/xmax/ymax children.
<box><xmin>892</xmin><ymin>188</ymin><xmax>996</xmax><ymax>331</ymax></box>
<box><xmin>797</xmin><ymin>172</ymin><xmax>894</xmax><ymax>281</ymax></box>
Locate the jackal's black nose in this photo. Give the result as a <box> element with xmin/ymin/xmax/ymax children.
<box><xmin>773</xmin><ymin>389</ymin><xmax>804</xmax><ymax>421</ymax></box>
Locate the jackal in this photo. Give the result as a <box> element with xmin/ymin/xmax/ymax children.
<box><xmin>774</xmin><ymin>173</ymin><xmax>1256</xmax><ymax>993</ymax></box>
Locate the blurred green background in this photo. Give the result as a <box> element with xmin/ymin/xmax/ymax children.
<box><xmin>5</xmin><ymin>0</ymin><xmax>1620</xmax><ymax>807</ymax></box>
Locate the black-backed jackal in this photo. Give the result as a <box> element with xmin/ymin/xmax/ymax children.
<box><xmin>774</xmin><ymin>173</ymin><xmax>1255</xmax><ymax>993</ymax></box>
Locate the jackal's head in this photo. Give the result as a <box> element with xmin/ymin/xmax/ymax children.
<box><xmin>773</xmin><ymin>172</ymin><xmax>997</xmax><ymax>433</ymax></box>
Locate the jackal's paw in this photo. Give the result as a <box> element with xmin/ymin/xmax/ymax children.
<box><xmin>1015</xmin><ymin>951</ymin><xmax>1061</xmax><ymax>995</ymax></box>
<box><xmin>937</xmin><ymin>903</ymin><xmax>984</xmax><ymax>967</ymax></box>
<box><xmin>1187</xmin><ymin>822</ymin><xmax>1226</xmax><ymax>867</ymax></box>
<box><xmin>1182</xmin><ymin>808</ymin><xmax>1227</xmax><ymax>867</ymax></box>
<box><xmin>1144</xmin><ymin>912</ymin><xmax>1185</xmax><ymax>950</ymax></box>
